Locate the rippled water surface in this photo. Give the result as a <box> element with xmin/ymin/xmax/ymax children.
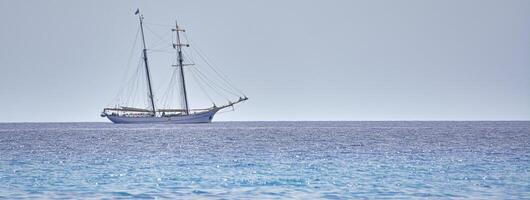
<box><xmin>0</xmin><ymin>121</ymin><xmax>529</xmax><ymax>199</ymax></box>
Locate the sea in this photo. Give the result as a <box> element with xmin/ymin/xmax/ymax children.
<box><xmin>0</xmin><ymin>121</ymin><xmax>528</xmax><ymax>199</ymax></box>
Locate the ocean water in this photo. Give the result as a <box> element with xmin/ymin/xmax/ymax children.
<box><xmin>0</xmin><ymin>121</ymin><xmax>529</xmax><ymax>199</ymax></box>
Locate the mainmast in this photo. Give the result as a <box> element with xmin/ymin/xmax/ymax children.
<box><xmin>136</xmin><ymin>10</ymin><xmax>156</xmax><ymax>116</ymax></box>
<box><xmin>172</xmin><ymin>21</ymin><xmax>190</xmax><ymax>115</ymax></box>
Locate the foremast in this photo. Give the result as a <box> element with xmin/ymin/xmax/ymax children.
<box><xmin>136</xmin><ymin>10</ymin><xmax>156</xmax><ymax>116</ymax></box>
<box><xmin>172</xmin><ymin>21</ymin><xmax>190</xmax><ymax>115</ymax></box>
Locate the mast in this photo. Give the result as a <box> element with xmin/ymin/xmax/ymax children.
<box><xmin>137</xmin><ymin>10</ymin><xmax>156</xmax><ymax>116</ymax></box>
<box><xmin>173</xmin><ymin>21</ymin><xmax>190</xmax><ymax>115</ymax></box>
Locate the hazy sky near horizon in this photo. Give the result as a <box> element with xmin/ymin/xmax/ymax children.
<box><xmin>1</xmin><ymin>0</ymin><xmax>529</xmax><ymax>122</ymax></box>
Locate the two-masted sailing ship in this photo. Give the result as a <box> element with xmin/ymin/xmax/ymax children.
<box><xmin>101</xmin><ymin>10</ymin><xmax>248</xmax><ymax>124</ymax></box>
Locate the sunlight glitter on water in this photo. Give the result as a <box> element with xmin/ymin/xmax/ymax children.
<box><xmin>0</xmin><ymin>121</ymin><xmax>529</xmax><ymax>199</ymax></box>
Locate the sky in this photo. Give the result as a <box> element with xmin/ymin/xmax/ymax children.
<box><xmin>0</xmin><ymin>0</ymin><xmax>529</xmax><ymax>122</ymax></box>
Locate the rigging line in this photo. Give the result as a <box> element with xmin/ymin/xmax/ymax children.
<box><xmin>124</xmin><ymin>62</ymin><xmax>142</xmax><ymax>106</ymax></box>
<box><xmin>131</xmin><ymin>62</ymin><xmax>144</xmax><ymax>107</ymax></box>
<box><xmin>124</xmin><ymin>26</ymin><xmax>141</xmax><ymax>78</ymax></box>
<box><xmin>144</xmin><ymin>24</ymin><xmax>170</xmax><ymax>42</ymax></box>
<box><xmin>154</xmin><ymin>68</ymin><xmax>170</xmax><ymax>95</ymax></box>
<box><xmin>184</xmin><ymin>35</ymin><xmax>246</xmax><ymax>96</ymax></box>
<box><xmin>112</xmin><ymin>56</ymin><xmax>142</xmax><ymax>106</ymax></box>
<box><xmin>198</xmin><ymin>50</ymin><xmax>245</xmax><ymax>96</ymax></box>
<box><xmin>195</xmin><ymin>66</ymin><xmax>239</xmax><ymax>96</ymax></box>
<box><xmin>182</xmin><ymin>51</ymin><xmax>195</xmax><ymax>65</ymax></box>
<box><xmin>191</xmin><ymin>45</ymin><xmax>246</xmax><ymax>96</ymax></box>
<box><xmin>144</xmin><ymin>25</ymin><xmax>172</xmax><ymax>48</ymax></box>
<box><xmin>160</xmin><ymin>69</ymin><xmax>178</xmax><ymax>108</ymax></box>
<box><xmin>167</xmin><ymin>77</ymin><xmax>178</xmax><ymax>108</ymax></box>
<box><xmin>149</xmin><ymin>35</ymin><xmax>172</xmax><ymax>49</ymax></box>
<box><xmin>149</xmin><ymin>37</ymin><xmax>172</xmax><ymax>50</ymax></box>
<box><xmin>127</xmin><ymin>66</ymin><xmax>136</xmax><ymax>106</ymax></box>
<box><xmin>108</xmin><ymin>27</ymin><xmax>141</xmax><ymax>106</ymax></box>
<box><xmin>180</xmin><ymin>34</ymin><xmax>195</xmax><ymax>62</ymax></box>
<box><xmin>190</xmin><ymin>67</ymin><xmax>231</xmax><ymax>102</ymax></box>
<box><xmin>167</xmin><ymin>73</ymin><xmax>183</xmax><ymax>107</ymax></box>
<box><xmin>125</xmin><ymin>62</ymin><xmax>141</xmax><ymax>107</ymax></box>
<box><xmin>173</xmin><ymin>65</ymin><xmax>185</xmax><ymax>109</ymax></box>
<box><xmin>144</xmin><ymin>22</ymin><xmax>172</xmax><ymax>27</ymax></box>
<box><xmin>149</xmin><ymin>40</ymin><xmax>170</xmax><ymax>50</ymax></box>
<box><xmin>149</xmin><ymin>43</ymin><xmax>172</xmax><ymax>50</ymax></box>
<box><xmin>180</xmin><ymin>31</ymin><xmax>245</xmax><ymax>98</ymax></box>
<box><xmin>148</xmin><ymin>49</ymin><xmax>174</xmax><ymax>54</ymax></box>
<box><xmin>159</xmin><ymin>72</ymin><xmax>172</xmax><ymax>101</ymax></box>
<box><xmin>136</xmin><ymin>59</ymin><xmax>149</xmax><ymax>109</ymax></box>
<box><xmin>193</xmin><ymin>67</ymin><xmax>241</xmax><ymax>98</ymax></box>
<box><xmin>196</xmin><ymin>71</ymin><xmax>240</xmax><ymax>100</ymax></box>
<box><xmin>119</xmin><ymin>61</ymin><xmax>139</xmax><ymax>105</ymax></box>
<box><xmin>192</xmin><ymin>68</ymin><xmax>230</xmax><ymax>101</ymax></box>
<box><xmin>189</xmin><ymin>69</ymin><xmax>215</xmax><ymax>104</ymax></box>
<box><xmin>149</xmin><ymin>48</ymin><xmax>173</xmax><ymax>51</ymax></box>
<box><xmin>181</xmin><ymin>33</ymin><xmax>196</xmax><ymax>62</ymax></box>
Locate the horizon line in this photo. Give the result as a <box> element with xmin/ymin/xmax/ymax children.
<box><xmin>1</xmin><ymin>120</ymin><xmax>529</xmax><ymax>124</ymax></box>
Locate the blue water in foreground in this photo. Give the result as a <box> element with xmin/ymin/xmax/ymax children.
<box><xmin>0</xmin><ymin>121</ymin><xmax>529</xmax><ymax>199</ymax></box>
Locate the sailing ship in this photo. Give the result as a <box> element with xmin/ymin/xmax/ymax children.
<box><xmin>101</xmin><ymin>10</ymin><xmax>248</xmax><ymax>124</ymax></box>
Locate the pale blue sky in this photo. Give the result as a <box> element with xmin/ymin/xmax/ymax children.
<box><xmin>1</xmin><ymin>0</ymin><xmax>529</xmax><ymax>122</ymax></box>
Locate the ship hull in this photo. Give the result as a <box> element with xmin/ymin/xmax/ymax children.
<box><xmin>106</xmin><ymin>108</ymin><xmax>219</xmax><ymax>124</ymax></box>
